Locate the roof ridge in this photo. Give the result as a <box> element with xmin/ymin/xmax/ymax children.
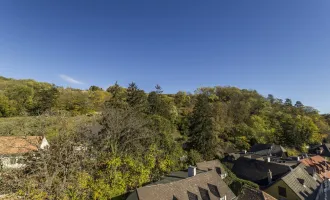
<box><xmin>140</xmin><ymin>169</ymin><xmax>217</xmax><ymax>189</ymax></box>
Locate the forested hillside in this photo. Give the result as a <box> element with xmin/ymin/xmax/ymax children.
<box><xmin>1</xmin><ymin>76</ymin><xmax>329</xmax><ymax>150</ymax></box>
<box><xmin>1</xmin><ymin>76</ymin><xmax>330</xmax><ymax>199</ymax></box>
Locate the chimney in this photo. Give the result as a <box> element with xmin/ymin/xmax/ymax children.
<box><xmin>188</xmin><ymin>166</ymin><xmax>197</xmax><ymax>177</ymax></box>
<box><xmin>220</xmin><ymin>195</ymin><xmax>227</xmax><ymax>200</ymax></box>
<box><xmin>265</xmin><ymin>157</ymin><xmax>271</xmax><ymax>162</ymax></box>
<box><xmin>267</xmin><ymin>169</ymin><xmax>272</xmax><ymax>184</ymax></box>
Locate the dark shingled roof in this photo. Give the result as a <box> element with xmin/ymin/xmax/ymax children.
<box><xmin>249</xmin><ymin>144</ymin><xmax>287</xmax><ymax>157</ymax></box>
<box><xmin>323</xmin><ymin>143</ymin><xmax>330</xmax><ymax>151</ymax></box>
<box><xmin>127</xmin><ymin>170</ymin><xmax>236</xmax><ymax>200</ymax></box>
<box><xmin>250</xmin><ymin>144</ymin><xmax>273</xmax><ymax>153</ymax></box>
<box><xmin>238</xmin><ymin>186</ymin><xmax>276</xmax><ymax>200</ymax></box>
<box><xmin>231</xmin><ymin>157</ymin><xmax>291</xmax><ymax>186</ymax></box>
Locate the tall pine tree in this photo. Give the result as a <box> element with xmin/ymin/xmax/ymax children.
<box><xmin>188</xmin><ymin>94</ymin><xmax>218</xmax><ymax>159</ymax></box>
<box><xmin>127</xmin><ymin>82</ymin><xmax>147</xmax><ymax>111</ymax></box>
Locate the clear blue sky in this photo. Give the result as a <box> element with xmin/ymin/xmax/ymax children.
<box><xmin>0</xmin><ymin>1</ymin><xmax>329</xmax><ymax>113</ymax></box>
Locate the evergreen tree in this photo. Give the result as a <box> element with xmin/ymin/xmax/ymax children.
<box><xmin>89</xmin><ymin>85</ymin><xmax>103</xmax><ymax>91</ymax></box>
<box><xmin>147</xmin><ymin>85</ymin><xmax>163</xmax><ymax>115</ymax></box>
<box><xmin>105</xmin><ymin>82</ymin><xmax>127</xmax><ymax>108</ymax></box>
<box><xmin>267</xmin><ymin>94</ymin><xmax>275</xmax><ymax>104</ymax></box>
<box><xmin>284</xmin><ymin>98</ymin><xmax>293</xmax><ymax>106</ymax></box>
<box><xmin>127</xmin><ymin>82</ymin><xmax>147</xmax><ymax>110</ymax></box>
<box><xmin>188</xmin><ymin>94</ymin><xmax>217</xmax><ymax>159</ymax></box>
<box><xmin>155</xmin><ymin>84</ymin><xmax>163</xmax><ymax>94</ymax></box>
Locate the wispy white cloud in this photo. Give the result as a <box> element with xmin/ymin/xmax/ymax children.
<box><xmin>59</xmin><ymin>74</ymin><xmax>83</xmax><ymax>84</ymax></box>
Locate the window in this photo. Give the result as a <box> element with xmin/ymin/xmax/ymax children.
<box><xmin>10</xmin><ymin>157</ymin><xmax>17</xmax><ymax>164</ymax></box>
<box><xmin>17</xmin><ymin>157</ymin><xmax>24</xmax><ymax>164</ymax></box>
<box><xmin>198</xmin><ymin>187</ymin><xmax>210</xmax><ymax>200</ymax></box>
<box><xmin>278</xmin><ymin>186</ymin><xmax>287</xmax><ymax>197</ymax></box>
<box><xmin>187</xmin><ymin>191</ymin><xmax>198</xmax><ymax>200</ymax></box>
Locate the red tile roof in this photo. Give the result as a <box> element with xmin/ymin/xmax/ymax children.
<box><xmin>0</xmin><ymin>136</ymin><xmax>43</xmax><ymax>155</ymax></box>
<box><xmin>300</xmin><ymin>155</ymin><xmax>330</xmax><ymax>179</ymax></box>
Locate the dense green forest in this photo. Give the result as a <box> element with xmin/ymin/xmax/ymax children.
<box><xmin>1</xmin><ymin>76</ymin><xmax>330</xmax><ymax>199</ymax></box>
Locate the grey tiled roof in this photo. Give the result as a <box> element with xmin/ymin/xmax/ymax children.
<box><xmin>127</xmin><ymin>170</ymin><xmax>236</xmax><ymax>200</ymax></box>
<box><xmin>196</xmin><ymin>160</ymin><xmax>226</xmax><ymax>175</ymax></box>
<box><xmin>281</xmin><ymin>164</ymin><xmax>319</xmax><ymax>200</ymax></box>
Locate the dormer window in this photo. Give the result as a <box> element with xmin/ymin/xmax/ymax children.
<box><xmin>297</xmin><ymin>178</ymin><xmax>305</xmax><ymax>186</ymax></box>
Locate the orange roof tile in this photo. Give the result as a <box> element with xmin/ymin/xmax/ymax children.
<box><xmin>0</xmin><ymin>136</ymin><xmax>43</xmax><ymax>155</ymax></box>
<box><xmin>300</xmin><ymin>155</ymin><xmax>330</xmax><ymax>180</ymax></box>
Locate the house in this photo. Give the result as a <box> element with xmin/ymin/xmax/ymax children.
<box><xmin>0</xmin><ymin>136</ymin><xmax>49</xmax><ymax>169</ymax></box>
<box><xmin>300</xmin><ymin>155</ymin><xmax>330</xmax><ymax>180</ymax></box>
<box><xmin>263</xmin><ymin>164</ymin><xmax>320</xmax><ymax>200</ymax></box>
<box><xmin>231</xmin><ymin>157</ymin><xmax>291</xmax><ymax>187</ymax></box>
<box><xmin>249</xmin><ymin>144</ymin><xmax>288</xmax><ymax>158</ymax></box>
<box><xmin>315</xmin><ymin>178</ymin><xmax>330</xmax><ymax>200</ymax></box>
<box><xmin>237</xmin><ymin>186</ymin><xmax>276</xmax><ymax>200</ymax></box>
<box><xmin>309</xmin><ymin>143</ymin><xmax>330</xmax><ymax>157</ymax></box>
<box><xmin>126</xmin><ymin>166</ymin><xmax>236</xmax><ymax>200</ymax></box>
<box><xmin>224</xmin><ymin>153</ymin><xmax>241</xmax><ymax>161</ymax></box>
<box><xmin>196</xmin><ymin>160</ymin><xmax>227</xmax><ymax>179</ymax></box>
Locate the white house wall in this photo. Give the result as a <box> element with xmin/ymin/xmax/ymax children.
<box><xmin>40</xmin><ymin>137</ymin><xmax>50</xmax><ymax>149</ymax></box>
<box><xmin>0</xmin><ymin>156</ymin><xmax>25</xmax><ymax>169</ymax></box>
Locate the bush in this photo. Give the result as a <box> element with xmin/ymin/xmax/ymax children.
<box><xmin>286</xmin><ymin>148</ymin><xmax>300</xmax><ymax>156</ymax></box>
<box><xmin>187</xmin><ymin>149</ymin><xmax>203</xmax><ymax>165</ymax></box>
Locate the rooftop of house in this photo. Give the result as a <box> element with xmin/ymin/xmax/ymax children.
<box><xmin>127</xmin><ymin>170</ymin><xmax>236</xmax><ymax>200</ymax></box>
<box><xmin>196</xmin><ymin>160</ymin><xmax>226</xmax><ymax>175</ymax></box>
<box><xmin>249</xmin><ymin>144</ymin><xmax>287</xmax><ymax>156</ymax></box>
<box><xmin>300</xmin><ymin>155</ymin><xmax>330</xmax><ymax>179</ymax></box>
<box><xmin>147</xmin><ymin>168</ymin><xmax>206</xmax><ymax>186</ymax></box>
<box><xmin>238</xmin><ymin>186</ymin><xmax>276</xmax><ymax>200</ymax></box>
<box><xmin>315</xmin><ymin>179</ymin><xmax>330</xmax><ymax>200</ymax></box>
<box><xmin>323</xmin><ymin>143</ymin><xmax>330</xmax><ymax>151</ymax></box>
<box><xmin>250</xmin><ymin>144</ymin><xmax>273</xmax><ymax>152</ymax></box>
<box><xmin>231</xmin><ymin>157</ymin><xmax>292</xmax><ymax>186</ymax></box>
<box><xmin>267</xmin><ymin>164</ymin><xmax>320</xmax><ymax>200</ymax></box>
<box><xmin>0</xmin><ymin>136</ymin><xmax>45</xmax><ymax>156</ymax></box>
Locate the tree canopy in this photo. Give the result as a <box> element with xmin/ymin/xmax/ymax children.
<box><xmin>1</xmin><ymin>76</ymin><xmax>330</xmax><ymax>199</ymax></box>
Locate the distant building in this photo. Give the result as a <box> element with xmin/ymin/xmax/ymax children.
<box><xmin>249</xmin><ymin>144</ymin><xmax>288</xmax><ymax>158</ymax></box>
<box><xmin>0</xmin><ymin>136</ymin><xmax>49</xmax><ymax>169</ymax></box>
<box><xmin>126</xmin><ymin>166</ymin><xmax>236</xmax><ymax>200</ymax></box>
<box><xmin>196</xmin><ymin>160</ymin><xmax>227</xmax><ymax>179</ymax></box>
<box><xmin>300</xmin><ymin>155</ymin><xmax>330</xmax><ymax>180</ymax></box>
<box><xmin>309</xmin><ymin>143</ymin><xmax>330</xmax><ymax>157</ymax></box>
<box><xmin>231</xmin><ymin>157</ymin><xmax>291</xmax><ymax>187</ymax></box>
<box><xmin>224</xmin><ymin>153</ymin><xmax>241</xmax><ymax>161</ymax></box>
<box><xmin>238</xmin><ymin>186</ymin><xmax>276</xmax><ymax>200</ymax></box>
<box><xmin>263</xmin><ymin>164</ymin><xmax>321</xmax><ymax>200</ymax></box>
